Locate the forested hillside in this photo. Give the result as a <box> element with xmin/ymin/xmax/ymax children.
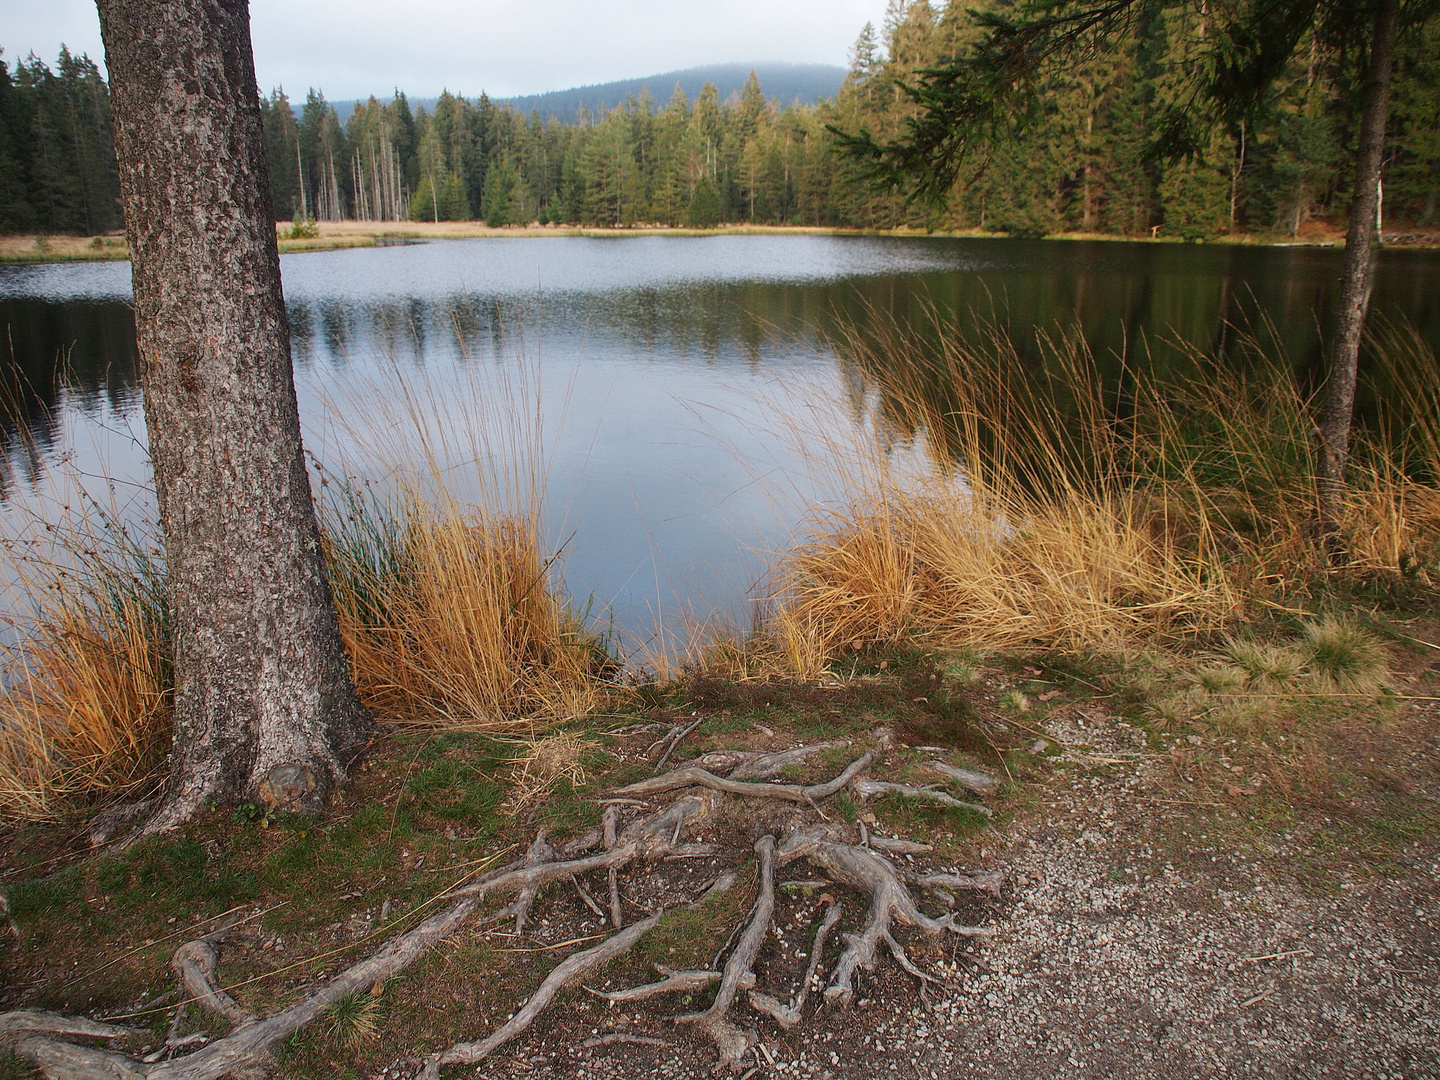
<box><xmin>2</xmin><ymin>0</ymin><xmax>1437</xmax><ymax>237</ymax></box>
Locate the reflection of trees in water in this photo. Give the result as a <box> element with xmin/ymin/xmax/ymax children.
<box><xmin>827</xmin><ymin>275</ymin><xmax>1433</xmax><ymax>499</ymax></box>
<box><xmin>3</xmin><ymin>241</ymin><xmax>1437</xmax><ymax>499</ymax></box>
<box><xmin>0</xmin><ymin>299</ymin><xmax>140</xmax><ymax>499</ymax></box>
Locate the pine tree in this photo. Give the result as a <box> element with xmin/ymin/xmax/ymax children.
<box><xmin>261</xmin><ymin>88</ymin><xmax>301</xmax><ymax>220</ymax></box>
<box><xmin>687</xmin><ymin>174</ymin><xmax>722</xmax><ymax>226</ymax></box>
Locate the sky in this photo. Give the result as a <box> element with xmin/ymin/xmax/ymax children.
<box><xmin>5</xmin><ymin>0</ymin><xmax>892</xmax><ymax>100</ymax></box>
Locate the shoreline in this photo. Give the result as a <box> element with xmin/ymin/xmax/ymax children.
<box><xmin>1</xmin><ymin>220</ymin><xmax>1435</xmax><ymax>265</ymax></box>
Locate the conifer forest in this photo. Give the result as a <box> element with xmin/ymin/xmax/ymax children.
<box><xmin>1</xmin><ymin>0</ymin><xmax>1438</xmax><ymax>238</ymax></box>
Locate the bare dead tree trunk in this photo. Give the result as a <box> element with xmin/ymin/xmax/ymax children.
<box><xmin>1317</xmin><ymin>0</ymin><xmax>1400</xmax><ymax>540</ymax></box>
<box><xmin>96</xmin><ymin>0</ymin><xmax>371</xmax><ymax>825</ymax></box>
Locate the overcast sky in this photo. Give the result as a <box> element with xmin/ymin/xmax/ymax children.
<box><xmin>6</xmin><ymin>0</ymin><xmax>891</xmax><ymax>100</ymax></box>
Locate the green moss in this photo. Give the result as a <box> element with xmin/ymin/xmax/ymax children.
<box><xmin>2</xmin><ymin>867</ymin><xmax>83</xmax><ymax>924</ymax></box>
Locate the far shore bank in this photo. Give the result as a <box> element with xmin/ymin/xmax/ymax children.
<box><xmin>2</xmin><ymin>220</ymin><xmax>1435</xmax><ymax>265</ymax></box>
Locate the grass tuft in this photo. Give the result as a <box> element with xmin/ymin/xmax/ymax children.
<box><xmin>1299</xmin><ymin>618</ymin><xmax>1389</xmax><ymax>694</ymax></box>
<box><xmin>1224</xmin><ymin>638</ymin><xmax>1305</xmax><ymax>689</ymax></box>
<box><xmin>0</xmin><ymin>510</ymin><xmax>170</xmax><ymax>819</ymax></box>
<box><xmin>322</xmin><ymin>482</ymin><xmax>606</xmax><ymax>734</ymax></box>
<box><xmin>323</xmin><ymin>987</ymin><xmax>384</xmax><ymax>1049</ymax></box>
<box><xmin>500</xmin><ymin>731</ymin><xmax>600</xmax><ymax>815</ymax></box>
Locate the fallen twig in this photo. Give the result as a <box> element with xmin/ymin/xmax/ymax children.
<box><xmin>580</xmin><ymin>1032</ymin><xmax>673</xmax><ymax>1049</ymax></box>
<box><xmin>654</xmin><ymin>718</ymin><xmax>703</xmax><ymax>770</ymax></box>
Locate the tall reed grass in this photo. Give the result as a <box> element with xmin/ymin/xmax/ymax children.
<box><xmin>758</xmin><ymin>308</ymin><xmax>1440</xmax><ymax>677</ymax></box>
<box><xmin>0</xmin><ymin>352</ymin><xmax>609</xmax><ymax>819</ymax></box>
<box><xmin>320</xmin><ymin>478</ymin><xmax>604</xmax><ymax>733</ymax></box>
<box><xmin>0</xmin><ymin>510</ymin><xmax>171</xmax><ymax>818</ymax></box>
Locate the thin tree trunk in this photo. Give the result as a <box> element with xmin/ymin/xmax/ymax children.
<box><xmin>1317</xmin><ymin>0</ymin><xmax>1400</xmax><ymax>540</ymax></box>
<box><xmin>96</xmin><ymin>0</ymin><xmax>371</xmax><ymax>825</ymax></box>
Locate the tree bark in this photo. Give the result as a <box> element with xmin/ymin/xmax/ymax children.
<box><xmin>1317</xmin><ymin>0</ymin><xmax>1401</xmax><ymax>538</ymax></box>
<box><xmin>96</xmin><ymin>0</ymin><xmax>371</xmax><ymax>824</ymax></box>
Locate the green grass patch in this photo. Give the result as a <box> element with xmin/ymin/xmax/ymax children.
<box><xmin>639</xmin><ymin>862</ymin><xmax>756</xmax><ymax>972</ymax></box>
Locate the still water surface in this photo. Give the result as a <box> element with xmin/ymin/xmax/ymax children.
<box><xmin>2</xmin><ymin>235</ymin><xmax>1437</xmax><ymax>654</ymax></box>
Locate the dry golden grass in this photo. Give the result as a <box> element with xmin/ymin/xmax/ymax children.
<box><xmin>499</xmin><ymin>731</ymin><xmax>599</xmax><ymax>815</ymax></box>
<box><xmin>0</xmin><ymin>350</ymin><xmax>611</xmax><ymax>819</ymax></box>
<box><xmin>313</xmin><ymin>343</ymin><xmax>609</xmax><ymax>734</ymax></box>
<box><xmin>0</xmin><ymin>517</ymin><xmax>170</xmax><ymax>819</ymax></box>
<box><xmin>323</xmin><ymin>488</ymin><xmax>604</xmax><ymax>733</ymax></box>
<box><xmin>757</xmin><ymin>308</ymin><xmax>1440</xmax><ymax>677</ymax></box>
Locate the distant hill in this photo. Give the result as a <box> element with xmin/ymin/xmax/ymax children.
<box><xmin>333</xmin><ymin>63</ymin><xmax>847</xmax><ymax>125</ymax></box>
<box><xmin>499</xmin><ymin>63</ymin><xmax>847</xmax><ymax>122</ymax></box>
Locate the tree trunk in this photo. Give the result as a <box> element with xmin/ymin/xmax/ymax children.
<box><xmin>1316</xmin><ymin>0</ymin><xmax>1400</xmax><ymax>538</ymax></box>
<box><xmin>96</xmin><ymin>0</ymin><xmax>371</xmax><ymax>825</ymax></box>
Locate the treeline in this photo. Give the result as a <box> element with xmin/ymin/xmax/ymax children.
<box><xmin>243</xmin><ymin>2</ymin><xmax>1440</xmax><ymax>236</ymax></box>
<box><xmin>0</xmin><ymin>48</ymin><xmax>120</xmax><ymax>234</ymax></box>
<box><xmin>257</xmin><ymin>74</ymin><xmax>851</xmax><ymax>228</ymax></box>
<box><xmin>837</xmin><ymin>0</ymin><xmax>1440</xmax><ymax>237</ymax></box>
<box><xmin>3</xmin><ymin>8</ymin><xmax>1438</xmax><ymax>238</ymax></box>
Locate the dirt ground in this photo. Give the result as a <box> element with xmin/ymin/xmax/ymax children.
<box><xmin>2</xmin><ymin>646</ymin><xmax>1437</xmax><ymax>1080</ymax></box>
<box><xmin>439</xmin><ymin>709</ymin><xmax>1439</xmax><ymax>1080</ymax></box>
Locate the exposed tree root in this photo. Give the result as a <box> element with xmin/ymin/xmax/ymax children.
<box><xmin>778</xmin><ymin>828</ymin><xmax>996</xmax><ymax>1004</ymax></box>
<box><xmin>173</xmin><ymin>933</ymin><xmax>250</xmax><ymax>1025</ymax></box>
<box><xmin>727</xmin><ymin>742</ymin><xmax>850</xmax><ymax>781</ymax></box>
<box><xmin>868</xmin><ymin>836</ymin><xmax>933</xmax><ymax>855</ymax></box>
<box><xmin>678</xmin><ymin>835</ymin><xmax>777</xmax><ymax>1066</ymax></box>
<box><xmin>853</xmin><ymin>779</ymin><xmax>993</xmax><ymax>818</ymax></box>
<box><xmin>509</xmin><ymin>833</ymin><xmax>558</xmax><ymax>936</ymax></box>
<box><xmin>748</xmin><ymin>901</ymin><xmax>842</xmax><ymax>1029</ymax></box>
<box><xmin>2</xmin><ymin>742</ymin><xmax>1005</xmax><ymax>1078</ymax></box>
<box><xmin>913</xmin><ymin>869</ymin><xmax>1006</xmax><ymax>899</ymax></box>
<box><xmin>586</xmin><ymin>967</ymin><xmax>721</xmax><ymax>1004</ymax></box>
<box><xmin>617</xmin><ymin>750</ymin><xmax>875</xmax><ymax>804</ymax></box>
<box><xmin>922</xmin><ymin>761</ymin><xmax>1002</xmax><ymax>796</ymax></box>
<box><xmin>421</xmin><ymin>913</ymin><xmax>666</xmax><ymax>1078</ymax></box>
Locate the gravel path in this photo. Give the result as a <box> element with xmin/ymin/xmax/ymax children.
<box><xmin>461</xmin><ymin>714</ymin><xmax>1439</xmax><ymax>1080</ymax></box>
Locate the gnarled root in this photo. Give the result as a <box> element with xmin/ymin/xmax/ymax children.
<box><xmin>748</xmin><ymin>901</ymin><xmax>842</xmax><ymax>1029</ymax></box>
<box><xmin>913</xmin><ymin>869</ymin><xmax>1005</xmax><ymax>899</ymax></box>
<box><xmin>0</xmin><ymin>795</ymin><xmax>719</xmax><ymax>1080</ymax></box>
<box><xmin>618</xmin><ymin>751</ymin><xmax>875</xmax><ymax>804</ymax></box>
<box><xmin>173</xmin><ymin>919</ymin><xmax>251</xmax><ymax>1026</ymax></box>
<box><xmin>586</xmin><ymin>967</ymin><xmax>721</xmax><ymax>1004</ymax></box>
<box><xmin>853</xmin><ymin>779</ymin><xmax>992</xmax><ymax>818</ymax></box>
<box><xmin>921</xmin><ymin>761</ymin><xmax>1002</xmax><ymax>796</ymax></box>
<box><xmin>1</xmin><ymin>747</ymin><xmax>1007</xmax><ymax>1076</ymax></box>
<box><xmin>422</xmin><ymin>912</ymin><xmax>665</xmax><ymax>1078</ymax></box>
<box><xmin>778</xmin><ymin>828</ymin><xmax>995</xmax><ymax>1004</ymax></box>
<box><xmin>678</xmin><ymin>834</ymin><xmax>777</xmax><ymax>1067</ymax></box>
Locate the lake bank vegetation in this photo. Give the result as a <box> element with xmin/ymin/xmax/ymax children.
<box><xmin>751</xmin><ymin>312</ymin><xmax>1440</xmax><ymax>677</ymax></box>
<box><xmin>4</xmin><ymin>0</ymin><xmax>1438</xmax><ymax>244</ymax></box>
<box><xmin>1</xmin><ymin>309</ymin><xmax>1435</xmax><ymax>821</ymax></box>
<box><xmin>1</xmin><ymin>311</ymin><xmax>1436</xmax><ymax>1077</ymax></box>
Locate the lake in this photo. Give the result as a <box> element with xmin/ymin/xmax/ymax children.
<box><xmin>2</xmin><ymin>235</ymin><xmax>1438</xmax><ymax>657</ymax></box>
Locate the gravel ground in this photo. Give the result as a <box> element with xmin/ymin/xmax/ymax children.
<box><xmin>456</xmin><ymin>713</ymin><xmax>1440</xmax><ymax>1080</ymax></box>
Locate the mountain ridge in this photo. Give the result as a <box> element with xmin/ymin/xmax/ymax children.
<box><xmin>333</xmin><ymin>62</ymin><xmax>847</xmax><ymax>125</ymax></box>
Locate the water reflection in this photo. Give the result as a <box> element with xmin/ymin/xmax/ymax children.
<box><xmin>1</xmin><ymin>236</ymin><xmax>1437</xmax><ymax>646</ymax></box>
